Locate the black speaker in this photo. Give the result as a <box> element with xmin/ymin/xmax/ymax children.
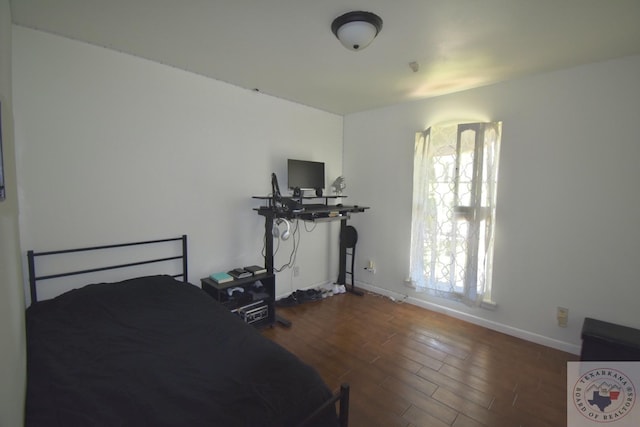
<box><xmin>315</xmin><ymin>188</ymin><xmax>323</xmax><ymax>197</ymax></box>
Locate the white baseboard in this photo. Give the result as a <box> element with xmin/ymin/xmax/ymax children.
<box><xmin>355</xmin><ymin>281</ymin><xmax>581</xmax><ymax>355</ymax></box>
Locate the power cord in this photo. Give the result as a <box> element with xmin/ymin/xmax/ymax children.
<box><xmin>274</xmin><ymin>220</ymin><xmax>300</xmax><ymax>273</ymax></box>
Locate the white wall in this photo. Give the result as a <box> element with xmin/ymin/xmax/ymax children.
<box><xmin>344</xmin><ymin>54</ymin><xmax>640</xmax><ymax>353</ymax></box>
<box><xmin>13</xmin><ymin>26</ymin><xmax>344</xmax><ymax>303</ymax></box>
<box><xmin>0</xmin><ymin>1</ymin><xmax>26</xmax><ymax>425</ymax></box>
<box><xmin>12</xmin><ymin>20</ymin><xmax>640</xmax><ymax>360</ymax></box>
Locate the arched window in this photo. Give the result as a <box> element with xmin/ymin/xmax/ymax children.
<box><xmin>409</xmin><ymin>122</ymin><xmax>502</xmax><ymax>306</ymax></box>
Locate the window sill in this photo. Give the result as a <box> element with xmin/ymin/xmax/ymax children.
<box><xmin>481</xmin><ymin>300</ymin><xmax>498</xmax><ymax>311</ymax></box>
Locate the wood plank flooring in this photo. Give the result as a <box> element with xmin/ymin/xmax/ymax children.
<box><xmin>261</xmin><ymin>291</ymin><xmax>578</xmax><ymax>427</ymax></box>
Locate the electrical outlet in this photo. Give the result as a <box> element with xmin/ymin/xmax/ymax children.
<box><xmin>293</xmin><ymin>266</ymin><xmax>300</xmax><ymax>277</ymax></box>
<box><xmin>557</xmin><ymin>307</ymin><xmax>569</xmax><ymax>327</ymax></box>
<box><xmin>364</xmin><ymin>260</ymin><xmax>376</xmax><ymax>274</ymax></box>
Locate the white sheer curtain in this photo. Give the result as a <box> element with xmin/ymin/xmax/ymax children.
<box><xmin>409</xmin><ymin>122</ymin><xmax>501</xmax><ymax>306</ymax></box>
<box><xmin>409</xmin><ymin>129</ymin><xmax>432</xmax><ymax>292</ymax></box>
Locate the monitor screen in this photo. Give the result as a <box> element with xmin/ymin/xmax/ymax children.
<box><xmin>287</xmin><ymin>159</ymin><xmax>325</xmax><ymax>190</ymax></box>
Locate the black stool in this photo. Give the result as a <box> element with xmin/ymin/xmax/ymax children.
<box><xmin>341</xmin><ymin>226</ymin><xmax>358</xmax><ymax>291</ymax></box>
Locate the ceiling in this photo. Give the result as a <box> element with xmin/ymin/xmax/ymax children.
<box><xmin>10</xmin><ymin>0</ymin><xmax>640</xmax><ymax>115</ymax></box>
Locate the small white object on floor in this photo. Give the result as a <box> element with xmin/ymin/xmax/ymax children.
<box><xmin>332</xmin><ymin>284</ymin><xmax>346</xmax><ymax>294</ymax></box>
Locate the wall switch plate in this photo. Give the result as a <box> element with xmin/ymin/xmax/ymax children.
<box><xmin>557</xmin><ymin>307</ymin><xmax>569</xmax><ymax>327</ymax></box>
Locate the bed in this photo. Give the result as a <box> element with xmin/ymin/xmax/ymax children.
<box><xmin>25</xmin><ymin>235</ymin><xmax>349</xmax><ymax>427</ymax></box>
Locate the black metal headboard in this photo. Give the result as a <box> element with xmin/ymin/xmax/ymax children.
<box><xmin>27</xmin><ymin>235</ymin><xmax>188</xmax><ymax>303</ymax></box>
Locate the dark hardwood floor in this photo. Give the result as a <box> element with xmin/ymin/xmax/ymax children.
<box><xmin>262</xmin><ymin>290</ymin><xmax>578</xmax><ymax>427</ymax></box>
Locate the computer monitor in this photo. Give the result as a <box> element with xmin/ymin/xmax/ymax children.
<box><xmin>287</xmin><ymin>159</ymin><xmax>325</xmax><ymax>191</ymax></box>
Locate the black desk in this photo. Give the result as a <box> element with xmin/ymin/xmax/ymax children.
<box><xmin>253</xmin><ymin>197</ymin><xmax>369</xmax><ymax>325</ymax></box>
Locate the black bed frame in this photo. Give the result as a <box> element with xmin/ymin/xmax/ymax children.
<box><xmin>26</xmin><ymin>234</ymin><xmax>350</xmax><ymax>427</ymax></box>
<box><xmin>27</xmin><ymin>235</ymin><xmax>188</xmax><ymax>304</ymax></box>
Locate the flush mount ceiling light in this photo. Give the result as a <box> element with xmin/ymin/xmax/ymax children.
<box><xmin>331</xmin><ymin>11</ymin><xmax>383</xmax><ymax>51</ymax></box>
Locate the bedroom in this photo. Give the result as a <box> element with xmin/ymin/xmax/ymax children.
<box><xmin>2</xmin><ymin>1</ymin><xmax>640</xmax><ymax>426</ymax></box>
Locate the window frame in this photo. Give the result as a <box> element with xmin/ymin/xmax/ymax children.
<box><xmin>409</xmin><ymin>121</ymin><xmax>501</xmax><ymax>306</ymax></box>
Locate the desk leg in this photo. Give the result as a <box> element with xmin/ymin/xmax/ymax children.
<box><xmin>338</xmin><ymin>219</ymin><xmax>347</xmax><ymax>285</ymax></box>
<box><xmin>276</xmin><ymin>314</ymin><xmax>292</xmax><ymax>327</ymax></box>
<box><xmin>347</xmin><ymin>286</ymin><xmax>364</xmax><ymax>296</ymax></box>
<box><xmin>265</xmin><ymin>215</ymin><xmax>274</xmax><ymax>274</ymax></box>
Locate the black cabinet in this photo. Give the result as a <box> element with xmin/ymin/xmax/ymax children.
<box><xmin>201</xmin><ymin>273</ymin><xmax>275</xmax><ymax>328</ymax></box>
<box><xmin>581</xmin><ymin>317</ymin><xmax>640</xmax><ymax>361</ymax></box>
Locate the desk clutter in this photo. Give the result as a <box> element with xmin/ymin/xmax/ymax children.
<box><xmin>276</xmin><ymin>284</ymin><xmax>347</xmax><ymax>307</ymax></box>
<box><xmin>210</xmin><ymin>265</ymin><xmax>268</xmax><ymax>283</ymax></box>
<box><xmin>223</xmin><ymin>281</ymin><xmax>269</xmax><ymax>305</ymax></box>
<box><xmin>201</xmin><ymin>273</ymin><xmax>276</xmax><ymax>328</ymax></box>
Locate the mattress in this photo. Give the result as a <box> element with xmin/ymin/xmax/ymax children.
<box><xmin>25</xmin><ymin>275</ymin><xmax>337</xmax><ymax>427</ymax></box>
